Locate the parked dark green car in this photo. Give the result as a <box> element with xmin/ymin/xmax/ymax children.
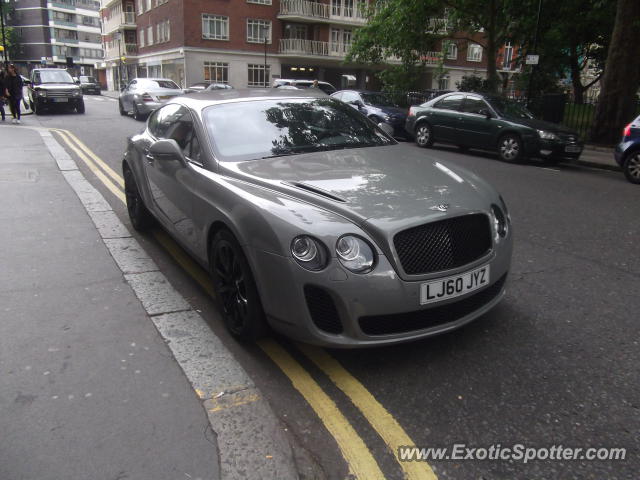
<box><xmin>405</xmin><ymin>92</ymin><xmax>583</xmax><ymax>163</ymax></box>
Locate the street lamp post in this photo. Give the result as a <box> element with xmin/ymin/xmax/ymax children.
<box><xmin>0</xmin><ymin>0</ymin><xmax>8</xmax><ymax>66</ymax></box>
<box><xmin>261</xmin><ymin>25</ymin><xmax>268</xmax><ymax>87</ymax></box>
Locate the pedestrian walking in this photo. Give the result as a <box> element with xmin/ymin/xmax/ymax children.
<box><xmin>5</xmin><ymin>64</ymin><xmax>24</xmax><ymax>124</ymax></box>
<box><xmin>0</xmin><ymin>70</ymin><xmax>7</xmax><ymax>122</ymax></box>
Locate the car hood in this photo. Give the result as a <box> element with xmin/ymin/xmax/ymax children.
<box><xmin>506</xmin><ymin>116</ymin><xmax>577</xmax><ymax>135</ymax></box>
<box><xmin>222</xmin><ymin>145</ymin><xmax>494</xmax><ymax>232</ymax></box>
<box><xmin>35</xmin><ymin>83</ymin><xmax>79</xmax><ymax>89</ymax></box>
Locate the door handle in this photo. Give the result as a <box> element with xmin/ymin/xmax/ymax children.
<box><xmin>143</xmin><ymin>149</ymin><xmax>155</xmax><ymax>164</ymax></box>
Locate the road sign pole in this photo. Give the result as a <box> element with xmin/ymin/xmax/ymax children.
<box><xmin>526</xmin><ymin>0</ymin><xmax>543</xmax><ymax>108</ymax></box>
<box><xmin>0</xmin><ymin>0</ymin><xmax>8</xmax><ymax>66</ymax></box>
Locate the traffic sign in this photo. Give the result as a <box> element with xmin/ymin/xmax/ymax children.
<box><xmin>526</xmin><ymin>54</ymin><xmax>540</xmax><ymax>65</ymax></box>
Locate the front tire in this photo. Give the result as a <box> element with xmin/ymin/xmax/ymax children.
<box><xmin>33</xmin><ymin>100</ymin><xmax>41</xmax><ymax>115</ymax></box>
<box><xmin>210</xmin><ymin>230</ymin><xmax>268</xmax><ymax>341</ymax></box>
<box><xmin>415</xmin><ymin>122</ymin><xmax>434</xmax><ymax>148</ymax></box>
<box><xmin>623</xmin><ymin>151</ymin><xmax>640</xmax><ymax>184</ymax></box>
<box><xmin>123</xmin><ymin>165</ymin><xmax>154</xmax><ymax>231</ymax></box>
<box><xmin>498</xmin><ymin>134</ymin><xmax>525</xmax><ymax>163</ymax></box>
<box><xmin>76</xmin><ymin>101</ymin><xmax>85</xmax><ymax>114</ymax></box>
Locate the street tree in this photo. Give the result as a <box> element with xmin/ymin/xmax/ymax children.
<box><xmin>590</xmin><ymin>0</ymin><xmax>640</xmax><ymax>144</ymax></box>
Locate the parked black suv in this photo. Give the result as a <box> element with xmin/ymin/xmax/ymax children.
<box><xmin>28</xmin><ymin>68</ymin><xmax>85</xmax><ymax>115</ymax></box>
<box><xmin>78</xmin><ymin>75</ymin><xmax>101</xmax><ymax>95</ymax></box>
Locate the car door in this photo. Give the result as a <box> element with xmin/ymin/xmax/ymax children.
<box><xmin>143</xmin><ymin>104</ymin><xmax>200</xmax><ymax>245</ymax></box>
<box><xmin>457</xmin><ymin>95</ymin><xmax>497</xmax><ymax>148</ymax></box>
<box><xmin>428</xmin><ymin>94</ymin><xmax>464</xmax><ymax>143</ymax></box>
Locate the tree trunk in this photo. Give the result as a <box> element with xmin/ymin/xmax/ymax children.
<box><xmin>590</xmin><ymin>0</ymin><xmax>640</xmax><ymax>144</ymax></box>
<box><xmin>485</xmin><ymin>0</ymin><xmax>499</xmax><ymax>93</ymax></box>
<box><xmin>569</xmin><ymin>44</ymin><xmax>585</xmax><ymax>104</ymax></box>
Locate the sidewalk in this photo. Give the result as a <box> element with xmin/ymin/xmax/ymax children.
<box><xmin>0</xmin><ymin>125</ymin><xmax>299</xmax><ymax>480</ymax></box>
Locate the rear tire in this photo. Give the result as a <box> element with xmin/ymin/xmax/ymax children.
<box><xmin>133</xmin><ymin>103</ymin><xmax>144</xmax><ymax>121</ymax></box>
<box><xmin>124</xmin><ymin>165</ymin><xmax>154</xmax><ymax>231</ymax></box>
<box><xmin>415</xmin><ymin>122</ymin><xmax>433</xmax><ymax>148</ymax></box>
<box><xmin>209</xmin><ymin>230</ymin><xmax>268</xmax><ymax>341</ymax></box>
<box><xmin>623</xmin><ymin>151</ymin><xmax>640</xmax><ymax>184</ymax></box>
<box><xmin>498</xmin><ymin>134</ymin><xmax>525</xmax><ymax>163</ymax></box>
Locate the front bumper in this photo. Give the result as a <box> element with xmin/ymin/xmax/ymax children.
<box><xmin>529</xmin><ymin>138</ymin><xmax>584</xmax><ymax>159</ymax></box>
<box><xmin>251</xmin><ymin>235</ymin><xmax>512</xmax><ymax>347</ymax></box>
<box><xmin>614</xmin><ymin>140</ymin><xmax>634</xmax><ymax>166</ymax></box>
<box><xmin>35</xmin><ymin>96</ymin><xmax>83</xmax><ymax>107</ymax></box>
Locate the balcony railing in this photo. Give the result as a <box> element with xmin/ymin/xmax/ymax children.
<box><xmin>280</xmin><ymin>0</ymin><xmax>330</xmax><ymax>19</ymax></box>
<box><xmin>280</xmin><ymin>38</ymin><xmax>329</xmax><ymax>56</ymax></box>
<box><xmin>125</xmin><ymin>43</ymin><xmax>138</xmax><ymax>54</ymax></box>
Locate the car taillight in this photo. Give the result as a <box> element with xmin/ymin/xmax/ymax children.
<box><xmin>141</xmin><ymin>92</ymin><xmax>153</xmax><ymax>102</ymax></box>
<box><xmin>623</xmin><ymin>123</ymin><xmax>631</xmax><ymax>138</ymax></box>
<box><xmin>408</xmin><ymin>106</ymin><xmax>416</xmax><ymax>117</ymax></box>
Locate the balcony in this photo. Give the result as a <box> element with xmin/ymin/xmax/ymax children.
<box><xmin>279</xmin><ymin>38</ymin><xmax>357</xmax><ymax>59</ymax></box>
<box><xmin>125</xmin><ymin>43</ymin><xmax>138</xmax><ymax>55</ymax></box>
<box><xmin>278</xmin><ymin>0</ymin><xmax>367</xmax><ymax>26</ymax></box>
<box><xmin>103</xmin><ymin>12</ymin><xmax>137</xmax><ymax>34</ymax></box>
<box><xmin>123</xmin><ymin>12</ymin><xmax>135</xmax><ymax>24</ymax></box>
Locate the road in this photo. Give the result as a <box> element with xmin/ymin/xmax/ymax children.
<box><xmin>24</xmin><ymin>96</ymin><xmax>639</xmax><ymax>480</ymax></box>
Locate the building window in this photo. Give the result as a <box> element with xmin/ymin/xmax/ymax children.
<box><xmin>438</xmin><ymin>75</ymin><xmax>450</xmax><ymax>90</ymax></box>
<box><xmin>467</xmin><ymin>43</ymin><xmax>482</xmax><ymax>62</ymax></box>
<box><xmin>137</xmin><ymin>0</ymin><xmax>143</xmax><ymax>14</ymax></box>
<box><xmin>147</xmin><ymin>25</ymin><xmax>153</xmax><ymax>45</ymax></box>
<box><xmin>247</xmin><ymin>19</ymin><xmax>271</xmax><ymax>44</ymax></box>
<box><xmin>247</xmin><ymin>0</ymin><xmax>271</xmax><ymax>4</ymax></box>
<box><xmin>284</xmin><ymin>24</ymin><xmax>307</xmax><ymax>40</ymax></box>
<box><xmin>330</xmin><ymin>27</ymin><xmax>352</xmax><ymax>54</ymax></box>
<box><xmin>145</xmin><ymin>0</ymin><xmax>152</xmax><ymax>11</ymax></box>
<box><xmin>204</xmin><ymin>61</ymin><xmax>229</xmax><ymax>83</ymax></box>
<box><xmin>157</xmin><ymin>0</ymin><xmax>168</xmax><ymax>5</ymax></box>
<box><xmin>156</xmin><ymin>19</ymin><xmax>170</xmax><ymax>43</ymax></box>
<box><xmin>247</xmin><ymin>63</ymin><xmax>270</xmax><ymax>87</ymax></box>
<box><xmin>139</xmin><ymin>29</ymin><xmax>145</xmax><ymax>47</ymax></box>
<box><xmin>202</xmin><ymin>14</ymin><xmax>229</xmax><ymax>40</ymax></box>
<box><xmin>502</xmin><ymin>41</ymin><xmax>513</xmax><ymax>69</ymax></box>
<box><xmin>445</xmin><ymin>41</ymin><xmax>457</xmax><ymax>60</ymax></box>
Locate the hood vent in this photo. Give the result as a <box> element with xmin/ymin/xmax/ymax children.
<box><xmin>283</xmin><ymin>181</ymin><xmax>347</xmax><ymax>203</ymax></box>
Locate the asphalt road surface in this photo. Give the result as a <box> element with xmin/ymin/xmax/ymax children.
<box><xmin>23</xmin><ymin>96</ymin><xmax>639</xmax><ymax>480</ymax></box>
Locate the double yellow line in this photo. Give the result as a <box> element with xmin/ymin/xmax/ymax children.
<box><xmin>52</xmin><ymin>128</ymin><xmax>438</xmax><ymax>480</ymax></box>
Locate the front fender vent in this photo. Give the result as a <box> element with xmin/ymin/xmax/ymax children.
<box><xmin>283</xmin><ymin>181</ymin><xmax>346</xmax><ymax>203</ymax></box>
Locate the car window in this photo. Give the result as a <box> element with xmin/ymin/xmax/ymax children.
<box><xmin>149</xmin><ymin>105</ymin><xmax>202</xmax><ymax>164</ymax></box>
<box><xmin>331</xmin><ymin>92</ymin><xmax>343</xmax><ymax>101</ymax></box>
<box><xmin>202</xmin><ymin>98</ymin><xmax>396</xmax><ymax>161</ymax></box>
<box><xmin>37</xmin><ymin>70</ymin><xmax>75</xmax><ymax>84</ymax></box>
<box><xmin>139</xmin><ymin>79</ymin><xmax>180</xmax><ymax>90</ymax></box>
<box><xmin>317</xmin><ymin>84</ymin><xmax>336</xmax><ymax>95</ymax></box>
<box><xmin>361</xmin><ymin>93</ymin><xmax>396</xmax><ymax>107</ymax></box>
<box><xmin>489</xmin><ymin>97</ymin><xmax>534</xmax><ymax>119</ymax></box>
<box><xmin>32</xmin><ymin>72</ymin><xmax>41</xmax><ymax>84</ymax></box>
<box><xmin>148</xmin><ymin>104</ymin><xmax>182</xmax><ymax>138</ymax></box>
<box><xmin>461</xmin><ymin>96</ymin><xmax>490</xmax><ymax>115</ymax></box>
<box><xmin>128</xmin><ymin>80</ymin><xmax>137</xmax><ymax>90</ymax></box>
<box><xmin>434</xmin><ymin>94</ymin><xmax>464</xmax><ymax>111</ymax></box>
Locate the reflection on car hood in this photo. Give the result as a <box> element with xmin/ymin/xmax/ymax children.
<box><xmin>374</xmin><ymin>105</ymin><xmax>408</xmax><ymax>117</ymax></box>
<box><xmin>507</xmin><ymin>117</ymin><xmax>577</xmax><ymax>135</ymax></box>
<box><xmin>224</xmin><ymin>145</ymin><xmax>491</xmax><ymax>230</ymax></box>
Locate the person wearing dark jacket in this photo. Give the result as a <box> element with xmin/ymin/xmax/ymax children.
<box><xmin>5</xmin><ymin>64</ymin><xmax>24</xmax><ymax>124</ymax></box>
<box><xmin>0</xmin><ymin>70</ymin><xmax>7</xmax><ymax>121</ymax></box>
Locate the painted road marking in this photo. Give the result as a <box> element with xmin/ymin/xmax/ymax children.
<box><xmin>298</xmin><ymin>344</ymin><xmax>438</xmax><ymax>480</ymax></box>
<box><xmin>259</xmin><ymin>339</ymin><xmax>385</xmax><ymax>479</ymax></box>
<box><xmin>52</xmin><ymin>127</ymin><xmax>439</xmax><ymax>479</ymax></box>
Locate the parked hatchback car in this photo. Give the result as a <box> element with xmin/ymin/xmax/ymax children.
<box><xmin>118</xmin><ymin>78</ymin><xmax>184</xmax><ymax>120</ymax></box>
<box><xmin>28</xmin><ymin>68</ymin><xmax>84</xmax><ymax>115</ymax></box>
<box><xmin>332</xmin><ymin>90</ymin><xmax>409</xmax><ymax>138</ymax></box>
<box><xmin>273</xmin><ymin>78</ymin><xmax>337</xmax><ymax>95</ymax></box>
<box><xmin>614</xmin><ymin>115</ymin><xmax>640</xmax><ymax>184</ymax></box>
<box><xmin>406</xmin><ymin>92</ymin><xmax>583</xmax><ymax>163</ymax></box>
<box><xmin>122</xmin><ymin>89</ymin><xmax>512</xmax><ymax>347</ymax></box>
<box><xmin>78</xmin><ymin>75</ymin><xmax>101</xmax><ymax>95</ymax></box>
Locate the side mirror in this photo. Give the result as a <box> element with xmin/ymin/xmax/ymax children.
<box><xmin>149</xmin><ymin>139</ymin><xmax>186</xmax><ymax>164</ymax></box>
<box><xmin>479</xmin><ymin>108</ymin><xmax>493</xmax><ymax>118</ymax></box>
<box><xmin>350</xmin><ymin>99</ymin><xmax>364</xmax><ymax>108</ymax></box>
<box><xmin>377</xmin><ymin>122</ymin><xmax>394</xmax><ymax>137</ymax></box>
<box><xmin>24</xmin><ymin>79</ymin><xmax>31</xmax><ymax>86</ymax></box>
<box><xmin>75</xmin><ymin>80</ymin><xmax>81</xmax><ymax>85</ymax></box>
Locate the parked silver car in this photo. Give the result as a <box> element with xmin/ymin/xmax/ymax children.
<box><xmin>122</xmin><ymin>89</ymin><xmax>512</xmax><ymax>347</ymax></box>
<box><xmin>118</xmin><ymin>78</ymin><xmax>184</xmax><ymax>120</ymax></box>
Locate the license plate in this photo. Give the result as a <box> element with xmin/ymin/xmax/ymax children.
<box><xmin>565</xmin><ymin>145</ymin><xmax>581</xmax><ymax>153</ymax></box>
<box><xmin>53</xmin><ymin>98</ymin><xmax>68</xmax><ymax>102</ymax></box>
<box><xmin>420</xmin><ymin>265</ymin><xmax>490</xmax><ymax>305</ymax></box>
<box><xmin>158</xmin><ymin>95</ymin><xmax>172</xmax><ymax>100</ymax></box>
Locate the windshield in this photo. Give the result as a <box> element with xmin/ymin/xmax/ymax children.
<box><xmin>140</xmin><ymin>79</ymin><xmax>180</xmax><ymax>89</ymax></box>
<box><xmin>80</xmin><ymin>76</ymin><xmax>96</xmax><ymax>83</ymax></box>
<box><xmin>490</xmin><ymin>97</ymin><xmax>534</xmax><ymax>119</ymax></box>
<box><xmin>39</xmin><ymin>70</ymin><xmax>74</xmax><ymax>84</ymax></box>
<box><xmin>203</xmin><ymin>98</ymin><xmax>395</xmax><ymax>161</ymax></box>
<box><xmin>361</xmin><ymin>93</ymin><xmax>396</xmax><ymax>107</ymax></box>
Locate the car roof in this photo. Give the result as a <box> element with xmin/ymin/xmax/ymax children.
<box><xmin>276</xmin><ymin>78</ymin><xmax>333</xmax><ymax>85</ymax></box>
<box><xmin>173</xmin><ymin>88</ymin><xmax>329</xmax><ymax>110</ymax></box>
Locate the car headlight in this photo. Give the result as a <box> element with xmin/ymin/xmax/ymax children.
<box><xmin>38</xmin><ymin>90</ymin><xmax>47</xmax><ymax>97</ymax></box>
<box><xmin>74</xmin><ymin>90</ymin><xmax>81</xmax><ymax>96</ymax></box>
<box><xmin>336</xmin><ymin>235</ymin><xmax>376</xmax><ymax>273</ymax></box>
<box><xmin>291</xmin><ymin>235</ymin><xmax>328</xmax><ymax>271</ymax></box>
<box><xmin>537</xmin><ymin>129</ymin><xmax>558</xmax><ymax>140</ymax></box>
<box><xmin>491</xmin><ymin>204</ymin><xmax>508</xmax><ymax>240</ymax></box>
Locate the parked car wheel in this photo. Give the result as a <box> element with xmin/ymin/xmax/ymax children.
<box><xmin>32</xmin><ymin>100</ymin><xmax>42</xmax><ymax>115</ymax></box>
<box><xmin>623</xmin><ymin>151</ymin><xmax>640</xmax><ymax>184</ymax></box>
<box><xmin>415</xmin><ymin>122</ymin><xmax>434</xmax><ymax>148</ymax></box>
<box><xmin>124</xmin><ymin>165</ymin><xmax>154</xmax><ymax>231</ymax></box>
<box><xmin>209</xmin><ymin>230</ymin><xmax>268</xmax><ymax>341</ymax></box>
<box><xmin>498</xmin><ymin>134</ymin><xmax>524</xmax><ymax>163</ymax></box>
<box><xmin>119</xmin><ymin>99</ymin><xmax>126</xmax><ymax>116</ymax></box>
<box><xmin>76</xmin><ymin>101</ymin><xmax>85</xmax><ymax>114</ymax></box>
<box><xmin>133</xmin><ymin>103</ymin><xmax>144</xmax><ymax>121</ymax></box>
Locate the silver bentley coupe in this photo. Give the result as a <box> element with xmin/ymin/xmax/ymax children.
<box><xmin>122</xmin><ymin>89</ymin><xmax>512</xmax><ymax>347</ymax></box>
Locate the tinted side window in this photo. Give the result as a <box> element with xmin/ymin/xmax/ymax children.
<box><xmin>148</xmin><ymin>103</ymin><xmax>182</xmax><ymax>138</ymax></box>
<box><xmin>461</xmin><ymin>96</ymin><xmax>489</xmax><ymax>115</ymax></box>
<box><xmin>341</xmin><ymin>91</ymin><xmax>360</xmax><ymax>104</ymax></box>
<box><xmin>153</xmin><ymin>105</ymin><xmax>202</xmax><ymax>164</ymax></box>
<box><xmin>434</xmin><ymin>94</ymin><xmax>464</xmax><ymax>111</ymax></box>
<box><xmin>332</xmin><ymin>92</ymin><xmax>343</xmax><ymax>101</ymax></box>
